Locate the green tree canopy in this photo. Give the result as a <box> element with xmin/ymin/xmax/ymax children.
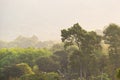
<box><xmin>61</xmin><ymin>23</ymin><xmax>102</xmax><ymax>80</ymax></box>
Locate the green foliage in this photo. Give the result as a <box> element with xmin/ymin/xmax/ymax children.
<box><xmin>69</xmin><ymin>50</ymin><xmax>82</xmax><ymax>73</ymax></box>
<box><xmin>35</xmin><ymin>57</ymin><xmax>60</xmax><ymax>72</ymax></box>
<box><xmin>116</xmin><ymin>68</ymin><xmax>120</xmax><ymax>79</ymax></box>
<box><xmin>53</xmin><ymin>50</ymin><xmax>68</xmax><ymax>72</ymax></box>
<box><xmin>61</xmin><ymin>23</ymin><xmax>87</xmax><ymax>49</ymax></box>
<box><xmin>16</xmin><ymin>63</ymin><xmax>34</xmax><ymax>75</ymax></box>
<box><xmin>104</xmin><ymin>23</ymin><xmax>120</xmax><ymax>54</ymax></box>
<box><xmin>51</xmin><ymin>43</ymin><xmax>64</xmax><ymax>52</ymax></box>
<box><xmin>19</xmin><ymin>74</ymin><xmax>45</xmax><ymax>80</ymax></box>
<box><xmin>92</xmin><ymin>73</ymin><xmax>111</xmax><ymax>80</ymax></box>
<box><xmin>0</xmin><ymin>48</ymin><xmax>52</xmax><ymax>68</ymax></box>
<box><xmin>44</xmin><ymin>72</ymin><xmax>61</xmax><ymax>80</ymax></box>
<box><xmin>104</xmin><ymin>23</ymin><xmax>120</xmax><ymax>79</ymax></box>
<box><xmin>20</xmin><ymin>72</ymin><xmax>61</xmax><ymax>80</ymax></box>
<box><xmin>1</xmin><ymin>23</ymin><xmax>120</xmax><ymax>80</ymax></box>
<box><xmin>61</xmin><ymin>23</ymin><xmax>102</xmax><ymax>79</ymax></box>
<box><xmin>1</xmin><ymin>63</ymin><xmax>33</xmax><ymax>80</ymax></box>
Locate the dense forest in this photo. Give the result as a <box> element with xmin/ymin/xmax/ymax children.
<box><xmin>0</xmin><ymin>23</ymin><xmax>120</xmax><ymax>80</ymax></box>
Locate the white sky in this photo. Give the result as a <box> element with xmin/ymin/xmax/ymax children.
<box><xmin>0</xmin><ymin>0</ymin><xmax>120</xmax><ymax>41</ymax></box>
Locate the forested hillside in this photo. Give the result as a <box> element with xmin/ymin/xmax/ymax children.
<box><xmin>0</xmin><ymin>35</ymin><xmax>57</xmax><ymax>48</ymax></box>
<box><xmin>0</xmin><ymin>23</ymin><xmax>120</xmax><ymax>80</ymax></box>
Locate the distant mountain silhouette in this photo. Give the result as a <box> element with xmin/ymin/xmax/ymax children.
<box><xmin>0</xmin><ymin>35</ymin><xmax>57</xmax><ymax>48</ymax></box>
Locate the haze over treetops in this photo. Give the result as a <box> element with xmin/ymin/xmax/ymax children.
<box><xmin>0</xmin><ymin>0</ymin><xmax>120</xmax><ymax>41</ymax></box>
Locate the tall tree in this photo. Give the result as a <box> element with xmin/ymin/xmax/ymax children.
<box><xmin>103</xmin><ymin>23</ymin><xmax>120</xmax><ymax>79</ymax></box>
<box><xmin>61</xmin><ymin>23</ymin><xmax>102</xmax><ymax>80</ymax></box>
<box><xmin>104</xmin><ymin>23</ymin><xmax>120</xmax><ymax>55</ymax></box>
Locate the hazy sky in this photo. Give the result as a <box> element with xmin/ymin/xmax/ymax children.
<box><xmin>0</xmin><ymin>0</ymin><xmax>120</xmax><ymax>41</ymax></box>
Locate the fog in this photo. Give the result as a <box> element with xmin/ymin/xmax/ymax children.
<box><xmin>0</xmin><ymin>0</ymin><xmax>120</xmax><ymax>41</ymax></box>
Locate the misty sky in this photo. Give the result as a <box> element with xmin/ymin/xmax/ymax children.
<box><xmin>0</xmin><ymin>0</ymin><xmax>120</xmax><ymax>41</ymax></box>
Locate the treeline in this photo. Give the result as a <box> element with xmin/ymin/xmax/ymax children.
<box><xmin>0</xmin><ymin>35</ymin><xmax>56</xmax><ymax>48</ymax></box>
<box><xmin>0</xmin><ymin>47</ymin><xmax>61</xmax><ymax>80</ymax></box>
<box><xmin>0</xmin><ymin>23</ymin><xmax>120</xmax><ymax>80</ymax></box>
